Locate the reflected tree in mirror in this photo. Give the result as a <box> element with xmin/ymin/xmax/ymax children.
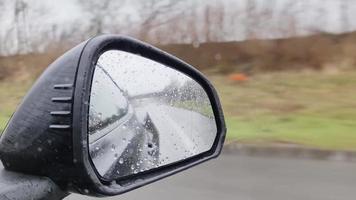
<box><xmin>88</xmin><ymin>50</ymin><xmax>217</xmax><ymax>180</ymax></box>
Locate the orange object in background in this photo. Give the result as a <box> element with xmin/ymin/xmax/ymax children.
<box><xmin>229</xmin><ymin>73</ymin><xmax>249</xmax><ymax>82</ymax></box>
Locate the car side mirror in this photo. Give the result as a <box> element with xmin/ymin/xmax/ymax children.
<box><xmin>0</xmin><ymin>35</ymin><xmax>226</xmax><ymax>197</ymax></box>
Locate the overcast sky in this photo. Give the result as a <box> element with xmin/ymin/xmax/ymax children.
<box><xmin>2</xmin><ymin>0</ymin><xmax>356</xmax><ymax>35</ymax></box>
<box><xmin>1</xmin><ymin>0</ymin><xmax>356</xmax><ymax>55</ymax></box>
<box><xmin>97</xmin><ymin>50</ymin><xmax>192</xmax><ymax>96</ymax></box>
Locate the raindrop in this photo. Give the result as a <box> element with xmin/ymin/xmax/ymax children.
<box><xmin>119</xmin><ymin>158</ymin><xmax>124</xmax><ymax>164</ymax></box>
<box><xmin>37</xmin><ymin>147</ymin><xmax>43</xmax><ymax>152</ymax></box>
<box><xmin>111</xmin><ymin>144</ymin><xmax>116</xmax><ymax>151</ymax></box>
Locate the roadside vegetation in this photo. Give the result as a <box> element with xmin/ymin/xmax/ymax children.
<box><xmin>1</xmin><ymin>32</ymin><xmax>356</xmax><ymax>151</ymax></box>
<box><xmin>1</xmin><ymin>69</ymin><xmax>356</xmax><ymax>151</ymax></box>
<box><xmin>210</xmin><ymin>71</ymin><xmax>356</xmax><ymax>151</ymax></box>
<box><xmin>0</xmin><ymin>80</ymin><xmax>33</xmax><ymax>132</ymax></box>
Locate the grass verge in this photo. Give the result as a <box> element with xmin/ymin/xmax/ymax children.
<box><xmin>209</xmin><ymin>70</ymin><xmax>356</xmax><ymax>151</ymax></box>
<box><xmin>1</xmin><ymin>70</ymin><xmax>356</xmax><ymax>151</ymax></box>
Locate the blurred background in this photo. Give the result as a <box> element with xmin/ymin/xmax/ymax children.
<box><xmin>1</xmin><ymin>0</ymin><xmax>356</xmax><ymax>199</ymax></box>
<box><xmin>1</xmin><ymin>0</ymin><xmax>356</xmax><ymax>151</ymax></box>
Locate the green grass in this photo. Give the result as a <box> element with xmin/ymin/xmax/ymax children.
<box><xmin>1</xmin><ymin>70</ymin><xmax>356</xmax><ymax>151</ymax></box>
<box><xmin>209</xmin><ymin>70</ymin><xmax>356</xmax><ymax>151</ymax></box>
<box><xmin>0</xmin><ymin>80</ymin><xmax>34</xmax><ymax>133</ymax></box>
<box><xmin>172</xmin><ymin>100</ymin><xmax>214</xmax><ymax>117</ymax></box>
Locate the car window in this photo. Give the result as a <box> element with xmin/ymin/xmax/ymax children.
<box><xmin>88</xmin><ymin>65</ymin><xmax>129</xmax><ymax>137</ymax></box>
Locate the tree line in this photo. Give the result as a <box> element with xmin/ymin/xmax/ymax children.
<box><xmin>0</xmin><ymin>0</ymin><xmax>353</xmax><ymax>55</ymax></box>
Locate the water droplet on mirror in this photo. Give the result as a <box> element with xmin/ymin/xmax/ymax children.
<box><xmin>111</xmin><ymin>144</ymin><xmax>116</xmax><ymax>151</ymax></box>
<box><xmin>119</xmin><ymin>158</ymin><xmax>124</xmax><ymax>164</ymax></box>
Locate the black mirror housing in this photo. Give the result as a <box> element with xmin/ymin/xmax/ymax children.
<box><xmin>0</xmin><ymin>35</ymin><xmax>226</xmax><ymax>196</ymax></box>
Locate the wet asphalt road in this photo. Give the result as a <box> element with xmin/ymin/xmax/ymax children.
<box><xmin>66</xmin><ymin>153</ymin><xmax>356</xmax><ymax>200</ymax></box>
<box><xmin>136</xmin><ymin>103</ymin><xmax>216</xmax><ymax>165</ymax></box>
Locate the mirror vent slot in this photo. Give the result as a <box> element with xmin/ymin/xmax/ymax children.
<box><xmin>54</xmin><ymin>84</ymin><xmax>73</xmax><ymax>90</ymax></box>
<box><xmin>49</xmin><ymin>124</ymin><xmax>71</xmax><ymax>130</ymax></box>
<box><xmin>51</xmin><ymin>97</ymin><xmax>72</xmax><ymax>103</ymax></box>
<box><xmin>50</xmin><ymin>111</ymin><xmax>71</xmax><ymax>116</ymax></box>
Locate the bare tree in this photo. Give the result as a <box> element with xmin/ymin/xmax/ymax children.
<box><xmin>14</xmin><ymin>0</ymin><xmax>29</xmax><ymax>54</ymax></box>
<box><xmin>277</xmin><ymin>0</ymin><xmax>299</xmax><ymax>37</ymax></box>
<box><xmin>136</xmin><ymin>0</ymin><xmax>185</xmax><ymax>41</ymax></box>
<box><xmin>244</xmin><ymin>0</ymin><xmax>258</xmax><ymax>39</ymax></box>
<box><xmin>187</xmin><ymin>3</ymin><xmax>199</xmax><ymax>44</ymax></box>
<box><xmin>203</xmin><ymin>4</ymin><xmax>212</xmax><ymax>42</ymax></box>
<box><xmin>340</xmin><ymin>0</ymin><xmax>350</xmax><ymax>32</ymax></box>
<box><xmin>79</xmin><ymin>0</ymin><xmax>126</xmax><ymax>35</ymax></box>
<box><xmin>202</xmin><ymin>1</ymin><xmax>226</xmax><ymax>42</ymax></box>
<box><xmin>212</xmin><ymin>1</ymin><xmax>226</xmax><ymax>42</ymax></box>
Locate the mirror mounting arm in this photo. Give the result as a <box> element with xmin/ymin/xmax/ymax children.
<box><xmin>0</xmin><ymin>162</ymin><xmax>68</xmax><ymax>200</ymax></box>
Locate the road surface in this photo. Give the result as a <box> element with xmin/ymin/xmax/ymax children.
<box><xmin>135</xmin><ymin>102</ymin><xmax>216</xmax><ymax>165</ymax></box>
<box><xmin>66</xmin><ymin>153</ymin><xmax>356</xmax><ymax>200</ymax></box>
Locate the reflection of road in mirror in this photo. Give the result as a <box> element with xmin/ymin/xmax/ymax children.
<box><xmin>133</xmin><ymin>97</ymin><xmax>217</xmax><ymax>166</ymax></box>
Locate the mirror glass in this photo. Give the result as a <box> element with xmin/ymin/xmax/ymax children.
<box><xmin>88</xmin><ymin>50</ymin><xmax>217</xmax><ymax>180</ymax></box>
